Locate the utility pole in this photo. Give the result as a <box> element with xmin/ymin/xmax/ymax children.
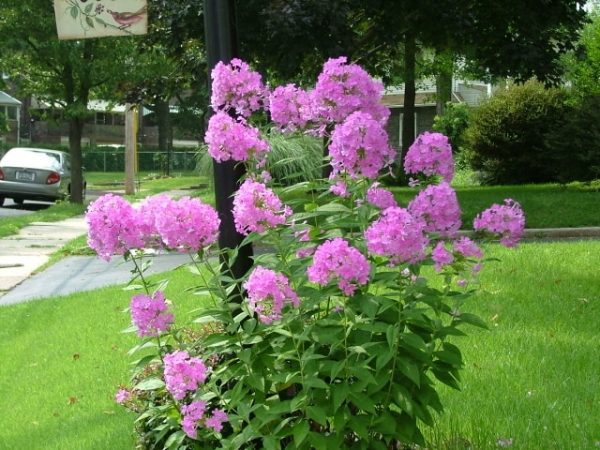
<box><xmin>124</xmin><ymin>104</ymin><xmax>136</xmax><ymax>195</ymax></box>
<box><xmin>204</xmin><ymin>0</ymin><xmax>253</xmax><ymax>296</ymax></box>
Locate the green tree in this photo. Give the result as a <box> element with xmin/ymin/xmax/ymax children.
<box><xmin>0</xmin><ymin>0</ymin><xmax>137</xmax><ymax>203</ymax></box>
<box><xmin>563</xmin><ymin>11</ymin><xmax>600</xmax><ymax>97</ymax></box>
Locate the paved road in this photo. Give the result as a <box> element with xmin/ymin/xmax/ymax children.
<box><xmin>0</xmin><ymin>199</ymin><xmax>54</xmax><ymax>217</ymax></box>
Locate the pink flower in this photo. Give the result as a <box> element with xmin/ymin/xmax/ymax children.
<box><xmin>138</xmin><ymin>194</ymin><xmax>175</xmax><ymax>247</ymax></box>
<box><xmin>155</xmin><ymin>197</ymin><xmax>220</xmax><ymax>252</ymax></box>
<box><xmin>244</xmin><ymin>266</ymin><xmax>300</xmax><ymax>324</ymax></box>
<box><xmin>365</xmin><ymin>207</ymin><xmax>429</xmax><ymax>265</ymax></box>
<box><xmin>329</xmin><ymin>111</ymin><xmax>395</xmax><ymax>179</ymax></box>
<box><xmin>86</xmin><ymin>194</ymin><xmax>144</xmax><ymax>261</ymax></box>
<box><xmin>205</xmin><ymin>112</ymin><xmax>270</xmax><ymax>163</ymax></box>
<box><xmin>269</xmin><ymin>84</ymin><xmax>313</xmax><ymax>132</ymax></box>
<box><xmin>311</xmin><ymin>56</ymin><xmax>390</xmax><ymax>129</ymax></box>
<box><xmin>307</xmin><ymin>238</ymin><xmax>370</xmax><ymax>296</ymax></box>
<box><xmin>432</xmin><ymin>241</ymin><xmax>454</xmax><ymax>272</ymax></box>
<box><xmin>181</xmin><ymin>400</ymin><xmax>207</xmax><ymax>439</ymax></box>
<box><xmin>232</xmin><ymin>179</ymin><xmax>292</xmax><ymax>235</ymax></box>
<box><xmin>204</xmin><ymin>409</ymin><xmax>229</xmax><ymax>433</ymax></box>
<box><xmin>330</xmin><ymin>179</ymin><xmax>349</xmax><ymax>197</ymax></box>
<box><xmin>366</xmin><ymin>183</ymin><xmax>398</xmax><ymax>209</ymax></box>
<box><xmin>473</xmin><ymin>199</ymin><xmax>525</xmax><ymax>247</ymax></box>
<box><xmin>163</xmin><ymin>351</ymin><xmax>208</xmax><ymax>400</ymax></box>
<box><xmin>453</xmin><ymin>236</ymin><xmax>483</xmax><ymax>259</ymax></box>
<box><xmin>404</xmin><ymin>132</ymin><xmax>454</xmax><ymax>182</ymax></box>
<box><xmin>210</xmin><ymin>58</ymin><xmax>267</xmax><ymax>117</ymax></box>
<box><xmin>115</xmin><ymin>388</ymin><xmax>131</xmax><ymax>405</ymax></box>
<box><xmin>407</xmin><ymin>182</ymin><xmax>461</xmax><ymax>237</ymax></box>
<box><xmin>130</xmin><ymin>290</ymin><xmax>174</xmax><ymax>337</ymax></box>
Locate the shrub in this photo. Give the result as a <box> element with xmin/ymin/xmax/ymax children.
<box><xmin>544</xmin><ymin>94</ymin><xmax>600</xmax><ymax>183</ymax></box>
<box><xmin>432</xmin><ymin>102</ymin><xmax>470</xmax><ymax>153</ymax></box>
<box><xmin>466</xmin><ymin>80</ymin><xmax>567</xmax><ymax>184</ymax></box>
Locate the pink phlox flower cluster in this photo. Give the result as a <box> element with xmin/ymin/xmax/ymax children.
<box><xmin>432</xmin><ymin>241</ymin><xmax>454</xmax><ymax>272</ymax></box>
<box><xmin>154</xmin><ymin>196</ymin><xmax>220</xmax><ymax>252</ymax></box>
<box><xmin>137</xmin><ymin>194</ymin><xmax>175</xmax><ymax>247</ymax></box>
<box><xmin>404</xmin><ymin>132</ymin><xmax>455</xmax><ymax>182</ymax></box>
<box><xmin>181</xmin><ymin>400</ymin><xmax>207</xmax><ymax>439</ymax></box>
<box><xmin>233</xmin><ymin>179</ymin><xmax>292</xmax><ymax>235</ymax></box>
<box><xmin>366</xmin><ymin>182</ymin><xmax>398</xmax><ymax>209</ymax></box>
<box><xmin>269</xmin><ymin>84</ymin><xmax>313</xmax><ymax>132</ymax></box>
<box><xmin>205</xmin><ymin>112</ymin><xmax>269</xmax><ymax>163</ymax></box>
<box><xmin>329</xmin><ymin>111</ymin><xmax>395</xmax><ymax>179</ymax></box>
<box><xmin>407</xmin><ymin>182</ymin><xmax>461</xmax><ymax>237</ymax></box>
<box><xmin>329</xmin><ymin>179</ymin><xmax>349</xmax><ymax>197</ymax></box>
<box><xmin>210</xmin><ymin>58</ymin><xmax>267</xmax><ymax>117</ymax></box>
<box><xmin>86</xmin><ymin>194</ymin><xmax>144</xmax><ymax>261</ymax></box>
<box><xmin>115</xmin><ymin>388</ymin><xmax>131</xmax><ymax>405</ymax></box>
<box><xmin>307</xmin><ymin>238</ymin><xmax>370</xmax><ymax>296</ymax></box>
<box><xmin>163</xmin><ymin>350</ymin><xmax>208</xmax><ymax>400</ymax></box>
<box><xmin>205</xmin><ymin>409</ymin><xmax>229</xmax><ymax>433</ymax></box>
<box><xmin>311</xmin><ymin>56</ymin><xmax>390</xmax><ymax>129</ymax></box>
<box><xmin>473</xmin><ymin>199</ymin><xmax>525</xmax><ymax>247</ymax></box>
<box><xmin>244</xmin><ymin>266</ymin><xmax>300</xmax><ymax>324</ymax></box>
<box><xmin>453</xmin><ymin>236</ymin><xmax>483</xmax><ymax>259</ymax></box>
<box><xmin>130</xmin><ymin>290</ymin><xmax>174</xmax><ymax>337</ymax></box>
<box><xmin>364</xmin><ymin>207</ymin><xmax>429</xmax><ymax>265</ymax></box>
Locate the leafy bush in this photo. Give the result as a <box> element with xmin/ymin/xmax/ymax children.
<box><xmin>88</xmin><ymin>58</ymin><xmax>525</xmax><ymax>449</ymax></box>
<box><xmin>466</xmin><ymin>80</ymin><xmax>567</xmax><ymax>184</ymax></box>
<box><xmin>432</xmin><ymin>102</ymin><xmax>470</xmax><ymax>153</ymax></box>
<box><xmin>544</xmin><ymin>94</ymin><xmax>600</xmax><ymax>183</ymax></box>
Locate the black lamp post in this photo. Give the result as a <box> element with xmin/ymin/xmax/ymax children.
<box><xmin>203</xmin><ymin>0</ymin><xmax>253</xmax><ymax>297</ymax></box>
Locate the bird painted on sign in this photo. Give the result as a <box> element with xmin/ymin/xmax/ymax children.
<box><xmin>106</xmin><ymin>5</ymin><xmax>147</xmax><ymax>29</ymax></box>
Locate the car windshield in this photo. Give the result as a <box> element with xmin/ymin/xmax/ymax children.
<box><xmin>0</xmin><ymin>149</ymin><xmax>61</xmax><ymax>169</ymax></box>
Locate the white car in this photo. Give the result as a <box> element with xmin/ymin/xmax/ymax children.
<box><xmin>0</xmin><ymin>147</ymin><xmax>86</xmax><ymax>206</ymax></box>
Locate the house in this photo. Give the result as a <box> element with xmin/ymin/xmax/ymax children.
<box><xmin>382</xmin><ymin>79</ymin><xmax>492</xmax><ymax>149</ymax></box>
<box><xmin>0</xmin><ymin>90</ymin><xmax>21</xmax><ymax>145</ymax></box>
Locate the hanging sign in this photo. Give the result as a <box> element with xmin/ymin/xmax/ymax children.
<box><xmin>53</xmin><ymin>0</ymin><xmax>148</xmax><ymax>40</ymax></box>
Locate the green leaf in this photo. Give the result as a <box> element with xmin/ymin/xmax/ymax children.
<box><xmin>350</xmin><ymin>391</ymin><xmax>376</xmax><ymax>413</ymax></box>
<box><xmin>85</xmin><ymin>16</ymin><xmax>94</xmax><ymax>28</ymax></box>
<box><xmin>293</xmin><ymin>420</ymin><xmax>309</xmax><ymax>447</ymax></box>
<box><xmin>164</xmin><ymin>430</ymin><xmax>185</xmax><ymax>449</ymax></box>
<box><xmin>135</xmin><ymin>377</ymin><xmax>165</xmax><ymax>391</ymax></box>
<box><xmin>332</xmin><ymin>383</ymin><xmax>349</xmax><ymax>410</ymax></box>
<box><xmin>70</xmin><ymin>6</ymin><xmax>78</xmax><ymax>19</ymax></box>
<box><xmin>316</xmin><ymin>203</ymin><xmax>351</xmax><ymax>213</ymax></box>
<box><xmin>456</xmin><ymin>312</ymin><xmax>489</xmax><ymax>329</ymax></box>
<box><xmin>84</xmin><ymin>3</ymin><xmax>93</xmax><ymax>13</ymax></box>
<box><xmin>307</xmin><ymin>405</ymin><xmax>328</xmax><ymax>426</ymax></box>
<box><xmin>349</xmin><ymin>416</ymin><xmax>369</xmax><ymax>440</ymax></box>
<box><xmin>308</xmin><ymin>432</ymin><xmax>328</xmax><ymax>450</ymax></box>
<box><xmin>303</xmin><ymin>377</ymin><xmax>329</xmax><ymax>389</ymax></box>
<box><xmin>397</xmin><ymin>358</ymin><xmax>421</xmax><ymax>387</ymax></box>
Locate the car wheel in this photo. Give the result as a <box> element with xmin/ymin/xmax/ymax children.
<box><xmin>14</xmin><ymin>198</ymin><xmax>24</xmax><ymax>206</ymax></box>
<box><xmin>0</xmin><ymin>197</ymin><xmax>4</xmax><ymax>207</ymax></box>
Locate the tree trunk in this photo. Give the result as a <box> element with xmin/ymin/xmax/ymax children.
<box><xmin>69</xmin><ymin>117</ymin><xmax>84</xmax><ymax>204</ymax></box>
<box><xmin>156</xmin><ymin>98</ymin><xmax>171</xmax><ymax>175</ymax></box>
<box><xmin>401</xmin><ymin>31</ymin><xmax>416</xmax><ymax>170</ymax></box>
<box><xmin>435</xmin><ymin>52</ymin><xmax>453</xmax><ymax>116</ymax></box>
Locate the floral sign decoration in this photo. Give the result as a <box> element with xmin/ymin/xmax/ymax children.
<box><xmin>53</xmin><ymin>0</ymin><xmax>147</xmax><ymax>40</ymax></box>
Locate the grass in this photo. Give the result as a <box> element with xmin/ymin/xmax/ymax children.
<box><xmin>0</xmin><ymin>201</ymin><xmax>86</xmax><ymax>239</ymax></box>
<box><xmin>390</xmin><ymin>183</ymin><xmax>600</xmax><ymax>228</ymax></box>
<box><xmin>0</xmin><ymin>241</ymin><xmax>598</xmax><ymax>449</ymax></box>
<box><xmin>0</xmin><ymin>265</ymin><xmax>209</xmax><ymax>450</ymax></box>
<box><xmin>86</xmin><ymin>171</ymin><xmax>206</xmax><ymax>196</ymax></box>
<box><xmin>424</xmin><ymin>241</ymin><xmax>600</xmax><ymax>449</ymax></box>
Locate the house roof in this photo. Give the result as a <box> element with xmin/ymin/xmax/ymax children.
<box><xmin>0</xmin><ymin>91</ymin><xmax>21</xmax><ymax>106</ymax></box>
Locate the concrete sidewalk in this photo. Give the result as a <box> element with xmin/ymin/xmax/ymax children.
<box><xmin>0</xmin><ymin>253</ymin><xmax>190</xmax><ymax>306</ymax></box>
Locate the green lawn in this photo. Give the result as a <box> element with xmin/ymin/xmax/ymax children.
<box><xmin>390</xmin><ymin>183</ymin><xmax>600</xmax><ymax>228</ymax></box>
<box><xmin>86</xmin><ymin>171</ymin><xmax>206</xmax><ymax>196</ymax></box>
<box><xmin>0</xmin><ymin>202</ymin><xmax>86</xmax><ymax>239</ymax></box>
<box><xmin>0</xmin><ymin>241</ymin><xmax>598</xmax><ymax>449</ymax></box>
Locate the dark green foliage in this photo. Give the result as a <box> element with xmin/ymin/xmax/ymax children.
<box><xmin>545</xmin><ymin>95</ymin><xmax>600</xmax><ymax>182</ymax></box>
<box><xmin>466</xmin><ymin>81</ymin><xmax>568</xmax><ymax>184</ymax></box>
<box><xmin>433</xmin><ymin>103</ymin><xmax>471</xmax><ymax>169</ymax></box>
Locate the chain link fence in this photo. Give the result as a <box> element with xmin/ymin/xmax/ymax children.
<box><xmin>83</xmin><ymin>150</ymin><xmax>199</xmax><ymax>173</ymax></box>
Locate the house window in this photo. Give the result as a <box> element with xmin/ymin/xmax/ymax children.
<box><xmin>6</xmin><ymin>106</ymin><xmax>17</xmax><ymax>120</ymax></box>
<box><xmin>96</xmin><ymin>112</ymin><xmax>108</xmax><ymax>125</ymax></box>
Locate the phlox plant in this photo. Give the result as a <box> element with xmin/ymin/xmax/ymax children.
<box><xmin>87</xmin><ymin>57</ymin><xmax>525</xmax><ymax>450</ymax></box>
